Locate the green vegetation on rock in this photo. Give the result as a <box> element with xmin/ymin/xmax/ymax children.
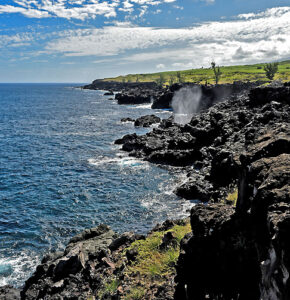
<box><xmin>126</xmin><ymin>222</ymin><xmax>191</xmax><ymax>278</ymax></box>
<box><xmin>225</xmin><ymin>189</ymin><xmax>238</xmax><ymax>206</ymax></box>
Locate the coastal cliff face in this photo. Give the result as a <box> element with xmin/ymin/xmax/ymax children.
<box><xmin>175</xmin><ymin>124</ymin><xmax>290</xmax><ymax>300</ymax></box>
<box><xmin>1</xmin><ymin>83</ymin><xmax>289</xmax><ymax>300</ymax></box>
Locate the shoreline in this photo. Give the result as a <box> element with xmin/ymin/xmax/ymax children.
<box><xmin>1</xmin><ymin>81</ymin><xmax>290</xmax><ymax>299</ymax></box>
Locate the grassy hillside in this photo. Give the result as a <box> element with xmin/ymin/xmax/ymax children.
<box><xmin>104</xmin><ymin>60</ymin><xmax>290</xmax><ymax>85</ymax></box>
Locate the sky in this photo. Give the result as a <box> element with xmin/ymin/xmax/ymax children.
<box><xmin>0</xmin><ymin>0</ymin><xmax>289</xmax><ymax>83</ymax></box>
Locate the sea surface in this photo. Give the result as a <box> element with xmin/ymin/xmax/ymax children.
<box><xmin>0</xmin><ymin>83</ymin><xmax>194</xmax><ymax>287</ymax></box>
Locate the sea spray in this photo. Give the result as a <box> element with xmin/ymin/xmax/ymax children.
<box><xmin>171</xmin><ymin>86</ymin><xmax>202</xmax><ymax>124</ymax></box>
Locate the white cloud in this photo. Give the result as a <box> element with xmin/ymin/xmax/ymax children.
<box><xmin>156</xmin><ymin>63</ymin><xmax>165</xmax><ymax>69</ymax></box>
<box><xmin>0</xmin><ymin>0</ymin><xmax>177</xmax><ymax>20</ymax></box>
<box><xmin>0</xmin><ymin>33</ymin><xmax>34</xmax><ymax>48</ymax></box>
<box><xmin>43</xmin><ymin>6</ymin><xmax>290</xmax><ymax>69</ymax></box>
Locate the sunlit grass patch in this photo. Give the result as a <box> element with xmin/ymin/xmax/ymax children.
<box><xmin>125</xmin><ymin>222</ymin><xmax>191</xmax><ymax>278</ymax></box>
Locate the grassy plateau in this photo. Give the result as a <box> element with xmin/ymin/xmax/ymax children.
<box><xmin>103</xmin><ymin>60</ymin><xmax>290</xmax><ymax>85</ymax></box>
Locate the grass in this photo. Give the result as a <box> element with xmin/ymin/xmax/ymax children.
<box><xmin>124</xmin><ymin>287</ymin><xmax>146</xmax><ymax>300</ymax></box>
<box><xmin>103</xmin><ymin>60</ymin><xmax>290</xmax><ymax>85</ymax></box>
<box><xmin>225</xmin><ymin>189</ymin><xmax>238</xmax><ymax>206</ymax></box>
<box><xmin>120</xmin><ymin>221</ymin><xmax>191</xmax><ymax>299</ymax></box>
<box><xmin>97</xmin><ymin>279</ymin><xmax>120</xmax><ymax>298</ymax></box>
<box><xmin>125</xmin><ymin>222</ymin><xmax>191</xmax><ymax>278</ymax></box>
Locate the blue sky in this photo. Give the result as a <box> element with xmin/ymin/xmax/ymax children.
<box><xmin>0</xmin><ymin>0</ymin><xmax>289</xmax><ymax>82</ymax></box>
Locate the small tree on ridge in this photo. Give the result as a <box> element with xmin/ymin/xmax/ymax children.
<box><xmin>211</xmin><ymin>61</ymin><xmax>222</xmax><ymax>84</ymax></box>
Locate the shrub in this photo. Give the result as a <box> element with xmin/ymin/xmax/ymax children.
<box><xmin>264</xmin><ymin>63</ymin><xmax>279</xmax><ymax>80</ymax></box>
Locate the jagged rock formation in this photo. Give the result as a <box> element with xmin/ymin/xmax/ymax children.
<box><xmin>174</xmin><ymin>90</ymin><xmax>290</xmax><ymax>299</ymax></box>
<box><xmin>83</xmin><ymin>80</ymin><xmax>158</xmax><ymax>92</ymax></box>
<box><xmin>134</xmin><ymin>115</ymin><xmax>161</xmax><ymax>127</ymax></box>
<box><xmin>115</xmin><ymin>83</ymin><xmax>289</xmax><ymax>203</ymax></box>
<box><xmin>5</xmin><ymin>220</ymin><xmax>189</xmax><ymax>300</ymax></box>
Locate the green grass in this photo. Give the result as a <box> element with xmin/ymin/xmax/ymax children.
<box><xmin>125</xmin><ymin>222</ymin><xmax>191</xmax><ymax>278</ymax></box>
<box><xmin>97</xmin><ymin>279</ymin><xmax>120</xmax><ymax>298</ymax></box>
<box><xmin>124</xmin><ymin>287</ymin><xmax>146</xmax><ymax>300</ymax></box>
<box><xmin>120</xmin><ymin>221</ymin><xmax>191</xmax><ymax>299</ymax></box>
<box><xmin>225</xmin><ymin>189</ymin><xmax>238</xmax><ymax>206</ymax></box>
<box><xmin>103</xmin><ymin>60</ymin><xmax>290</xmax><ymax>85</ymax></box>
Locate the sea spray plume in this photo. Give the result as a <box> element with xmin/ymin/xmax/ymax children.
<box><xmin>172</xmin><ymin>86</ymin><xmax>202</xmax><ymax>124</ymax></box>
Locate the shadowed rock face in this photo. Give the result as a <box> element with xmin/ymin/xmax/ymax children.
<box><xmin>174</xmin><ymin>123</ymin><xmax>290</xmax><ymax>300</ymax></box>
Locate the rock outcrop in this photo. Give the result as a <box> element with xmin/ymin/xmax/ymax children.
<box><xmin>116</xmin><ymin>83</ymin><xmax>289</xmax><ymax>202</ymax></box>
<box><xmin>174</xmin><ymin>123</ymin><xmax>290</xmax><ymax>299</ymax></box>
<box><xmin>134</xmin><ymin>115</ymin><xmax>161</xmax><ymax>127</ymax></box>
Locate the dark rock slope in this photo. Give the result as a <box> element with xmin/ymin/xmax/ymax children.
<box><xmin>83</xmin><ymin>79</ymin><xmax>261</xmax><ymax>108</ymax></box>
<box><xmin>115</xmin><ymin>84</ymin><xmax>289</xmax><ymax>203</ymax></box>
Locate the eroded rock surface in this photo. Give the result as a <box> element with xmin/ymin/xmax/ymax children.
<box><xmin>175</xmin><ymin>123</ymin><xmax>290</xmax><ymax>300</ymax></box>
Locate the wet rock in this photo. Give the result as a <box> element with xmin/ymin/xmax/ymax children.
<box><xmin>114</xmin><ymin>133</ymin><xmax>137</xmax><ymax>145</ymax></box>
<box><xmin>115</xmin><ymin>92</ymin><xmax>152</xmax><ymax>105</ymax></box>
<box><xmin>134</xmin><ymin>115</ymin><xmax>161</xmax><ymax>127</ymax></box>
<box><xmin>121</xmin><ymin>117</ymin><xmax>135</xmax><ymax>123</ymax></box>
<box><xmin>21</xmin><ymin>224</ymin><xmax>116</xmax><ymax>299</ymax></box>
<box><xmin>0</xmin><ymin>286</ymin><xmax>20</xmax><ymax>300</ymax></box>
<box><xmin>104</xmin><ymin>90</ymin><xmax>114</xmax><ymax>96</ymax></box>
<box><xmin>175</xmin><ymin>174</ymin><xmax>213</xmax><ymax>202</ymax></box>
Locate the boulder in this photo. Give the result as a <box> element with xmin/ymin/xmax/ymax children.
<box><xmin>134</xmin><ymin>115</ymin><xmax>161</xmax><ymax>127</ymax></box>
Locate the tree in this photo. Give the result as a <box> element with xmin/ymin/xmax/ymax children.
<box><xmin>264</xmin><ymin>63</ymin><xmax>279</xmax><ymax>80</ymax></box>
<box><xmin>155</xmin><ymin>74</ymin><xmax>166</xmax><ymax>87</ymax></box>
<box><xmin>176</xmin><ymin>71</ymin><xmax>184</xmax><ymax>83</ymax></box>
<box><xmin>169</xmin><ymin>74</ymin><xmax>176</xmax><ymax>86</ymax></box>
<box><xmin>211</xmin><ymin>61</ymin><xmax>222</xmax><ymax>84</ymax></box>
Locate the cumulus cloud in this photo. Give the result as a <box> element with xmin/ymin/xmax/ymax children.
<box><xmin>0</xmin><ymin>0</ymin><xmax>176</xmax><ymax>20</ymax></box>
<box><xmin>42</xmin><ymin>6</ymin><xmax>290</xmax><ymax>69</ymax></box>
<box><xmin>156</xmin><ymin>63</ymin><xmax>165</xmax><ymax>69</ymax></box>
<box><xmin>0</xmin><ymin>33</ymin><xmax>34</xmax><ymax>48</ymax></box>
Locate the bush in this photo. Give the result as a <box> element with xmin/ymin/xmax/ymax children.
<box><xmin>264</xmin><ymin>63</ymin><xmax>279</xmax><ymax>80</ymax></box>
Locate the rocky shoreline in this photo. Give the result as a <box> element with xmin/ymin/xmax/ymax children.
<box><xmin>1</xmin><ymin>81</ymin><xmax>289</xmax><ymax>299</ymax></box>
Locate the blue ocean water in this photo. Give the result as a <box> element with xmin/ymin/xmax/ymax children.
<box><xmin>0</xmin><ymin>83</ymin><xmax>193</xmax><ymax>287</ymax></box>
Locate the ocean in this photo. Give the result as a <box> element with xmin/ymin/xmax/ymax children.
<box><xmin>0</xmin><ymin>83</ymin><xmax>193</xmax><ymax>287</ymax></box>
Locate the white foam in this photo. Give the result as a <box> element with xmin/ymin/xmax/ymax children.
<box><xmin>128</xmin><ymin>103</ymin><xmax>152</xmax><ymax>109</ymax></box>
<box><xmin>88</xmin><ymin>155</ymin><xmax>149</xmax><ymax>169</ymax></box>
<box><xmin>0</xmin><ymin>252</ymin><xmax>40</xmax><ymax>287</ymax></box>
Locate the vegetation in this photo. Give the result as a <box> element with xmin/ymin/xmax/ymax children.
<box><xmin>121</xmin><ymin>221</ymin><xmax>191</xmax><ymax>299</ymax></box>
<box><xmin>176</xmin><ymin>71</ymin><xmax>184</xmax><ymax>83</ymax></box>
<box><xmin>264</xmin><ymin>62</ymin><xmax>279</xmax><ymax>80</ymax></box>
<box><xmin>103</xmin><ymin>60</ymin><xmax>290</xmax><ymax>85</ymax></box>
<box><xmin>155</xmin><ymin>73</ymin><xmax>166</xmax><ymax>87</ymax></box>
<box><xmin>126</xmin><ymin>222</ymin><xmax>191</xmax><ymax>278</ymax></box>
<box><xmin>225</xmin><ymin>189</ymin><xmax>238</xmax><ymax>206</ymax></box>
<box><xmin>124</xmin><ymin>287</ymin><xmax>146</xmax><ymax>300</ymax></box>
<box><xmin>97</xmin><ymin>279</ymin><xmax>120</xmax><ymax>298</ymax></box>
<box><xmin>211</xmin><ymin>61</ymin><xmax>222</xmax><ymax>84</ymax></box>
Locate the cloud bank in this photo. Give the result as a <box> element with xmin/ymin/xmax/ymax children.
<box><xmin>0</xmin><ymin>0</ymin><xmax>177</xmax><ymax>20</ymax></box>
<box><xmin>42</xmin><ymin>6</ymin><xmax>290</xmax><ymax>68</ymax></box>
